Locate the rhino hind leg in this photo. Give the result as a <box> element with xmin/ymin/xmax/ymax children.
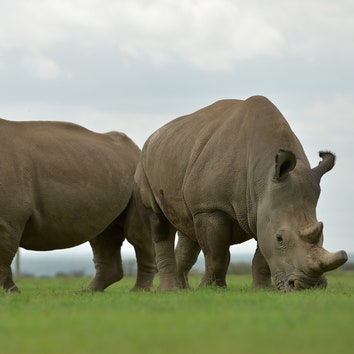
<box><xmin>3</xmin><ymin>269</ymin><xmax>20</xmax><ymax>293</ymax></box>
<box><xmin>123</xmin><ymin>199</ymin><xmax>157</xmax><ymax>291</ymax></box>
<box><xmin>194</xmin><ymin>212</ymin><xmax>231</xmax><ymax>288</ymax></box>
<box><xmin>143</xmin><ymin>206</ymin><xmax>177</xmax><ymax>291</ymax></box>
<box><xmin>133</xmin><ymin>177</ymin><xmax>178</xmax><ymax>292</ymax></box>
<box><xmin>127</xmin><ymin>235</ymin><xmax>156</xmax><ymax>292</ymax></box>
<box><xmin>251</xmin><ymin>246</ymin><xmax>273</xmax><ymax>289</ymax></box>
<box><xmin>142</xmin><ymin>209</ymin><xmax>177</xmax><ymax>291</ymax></box>
<box><xmin>0</xmin><ymin>226</ymin><xmax>21</xmax><ymax>293</ymax></box>
<box><xmin>86</xmin><ymin>222</ymin><xmax>125</xmax><ymax>292</ymax></box>
<box><xmin>0</xmin><ymin>265</ymin><xmax>20</xmax><ymax>293</ymax></box>
<box><xmin>137</xmin><ymin>201</ymin><xmax>176</xmax><ymax>291</ymax></box>
<box><xmin>129</xmin><ymin>241</ymin><xmax>156</xmax><ymax>292</ymax></box>
<box><xmin>175</xmin><ymin>232</ymin><xmax>201</xmax><ymax>289</ymax></box>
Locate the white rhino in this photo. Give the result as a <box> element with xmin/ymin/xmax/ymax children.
<box><xmin>134</xmin><ymin>95</ymin><xmax>347</xmax><ymax>292</ymax></box>
<box><xmin>0</xmin><ymin>118</ymin><xmax>156</xmax><ymax>293</ymax></box>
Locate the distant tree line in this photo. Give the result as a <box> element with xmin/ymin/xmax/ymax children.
<box><xmin>14</xmin><ymin>260</ymin><xmax>354</xmax><ymax>279</ymax></box>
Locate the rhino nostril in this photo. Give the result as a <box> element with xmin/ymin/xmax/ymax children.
<box><xmin>288</xmin><ymin>280</ymin><xmax>295</xmax><ymax>289</ymax></box>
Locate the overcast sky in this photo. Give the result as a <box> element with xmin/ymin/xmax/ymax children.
<box><xmin>1</xmin><ymin>0</ymin><xmax>354</xmax><ymax>259</ymax></box>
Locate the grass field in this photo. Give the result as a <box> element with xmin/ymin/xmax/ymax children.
<box><xmin>1</xmin><ymin>272</ymin><xmax>354</xmax><ymax>354</ymax></box>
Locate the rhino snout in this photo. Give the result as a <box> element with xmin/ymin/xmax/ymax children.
<box><xmin>275</xmin><ymin>273</ymin><xmax>328</xmax><ymax>292</ymax></box>
<box><xmin>287</xmin><ymin>274</ymin><xmax>327</xmax><ymax>291</ymax></box>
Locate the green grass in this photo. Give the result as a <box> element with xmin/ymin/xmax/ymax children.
<box><xmin>1</xmin><ymin>273</ymin><xmax>354</xmax><ymax>354</ymax></box>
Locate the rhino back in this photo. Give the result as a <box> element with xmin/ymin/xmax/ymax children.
<box><xmin>0</xmin><ymin>119</ymin><xmax>139</xmax><ymax>250</ymax></box>
<box><xmin>185</xmin><ymin>96</ymin><xmax>309</xmax><ymax>201</ymax></box>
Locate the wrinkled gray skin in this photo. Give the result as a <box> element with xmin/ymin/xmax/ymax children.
<box><xmin>0</xmin><ymin>118</ymin><xmax>156</xmax><ymax>293</ymax></box>
<box><xmin>134</xmin><ymin>96</ymin><xmax>347</xmax><ymax>292</ymax></box>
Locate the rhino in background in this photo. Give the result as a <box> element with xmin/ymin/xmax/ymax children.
<box><xmin>134</xmin><ymin>95</ymin><xmax>347</xmax><ymax>292</ymax></box>
<box><xmin>0</xmin><ymin>118</ymin><xmax>156</xmax><ymax>293</ymax></box>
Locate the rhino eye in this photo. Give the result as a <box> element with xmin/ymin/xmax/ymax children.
<box><xmin>276</xmin><ymin>234</ymin><xmax>284</xmax><ymax>244</ymax></box>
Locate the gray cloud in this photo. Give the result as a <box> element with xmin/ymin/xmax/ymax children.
<box><xmin>0</xmin><ymin>0</ymin><xmax>285</xmax><ymax>70</ymax></box>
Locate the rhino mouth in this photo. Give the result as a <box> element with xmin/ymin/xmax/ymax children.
<box><xmin>274</xmin><ymin>272</ymin><xmax>327</xmax><ymax>292</ymax></box>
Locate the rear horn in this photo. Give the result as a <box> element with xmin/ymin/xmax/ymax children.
<box><xmin>299</xmin><ymin>222</ymin><xmax>323</xmax><ymax>244</ymax></box>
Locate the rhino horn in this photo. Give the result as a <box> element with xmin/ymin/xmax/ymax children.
<box><xmin>299</xmin><ymin>222</ymin><xmax>323</xmax><ymax>244</ymax></box>
<box><xmin>311</xmin><ymin>151</ymin><xmax>336</xmax><ymax>180</ymax></box>
<box><xmin>307</xmin><ymin>247</ymin><xmax>348</xmax><ymax>273</ymax></box>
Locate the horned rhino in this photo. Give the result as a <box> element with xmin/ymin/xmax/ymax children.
<box><xmin>134</xmin><ymin>95</ymin><xmax>347</xmax><ymax>292</ymax></box>
<box><xmin>0</xmin><ymin>118</ymin><xmax>156</xmax><ymax>293</ymax></box>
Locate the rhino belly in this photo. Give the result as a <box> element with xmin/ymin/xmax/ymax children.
<box><xmin>19</xmin><ymin>190</ymin><xmax>127</xmax><ymax>251</ymax></box>
<box><xmin>20</xmin><ymin>221</ymin><xmax>109</xmax><ymax>251</ymax></box>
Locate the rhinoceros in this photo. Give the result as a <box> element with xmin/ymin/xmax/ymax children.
<box><xmin>134</xmin><ymin>95</ymin><xmax>347</xmax><ymax>292</ymax></box>
<box><xmin>0</xmin><ymin>118</ymin><xmax>156</xmax><ymax>293</ymax></box>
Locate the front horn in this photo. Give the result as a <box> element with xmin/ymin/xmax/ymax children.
<box><xmin>308</xmin><ymin>247</ymin><xmax>348</xmax><ymax>273</ymax></box>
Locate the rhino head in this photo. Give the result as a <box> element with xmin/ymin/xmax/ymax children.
<box><xmin>257</xmin><ymin>150</ymin><xmax>347</xmax><ymax>292</ymax></box>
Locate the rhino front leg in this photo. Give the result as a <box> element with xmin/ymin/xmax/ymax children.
<box><xmin>87</xmin><ymin>225</ymin><xmax>125</xmax><ymax>292</ymax></box>
<box><xmin>175</xmin><ymin>232</ymin><xmax>201</xmax><ymax>289</ymax></box>
<box><xmin>194</xmin><ymin>212</ymin><xmax>231</xmax><ymax>288</ymax></box>
<box><xmin>251</xmin><ymin>245</ymin><xmax>273</xmax><ymax>289</ymax></box>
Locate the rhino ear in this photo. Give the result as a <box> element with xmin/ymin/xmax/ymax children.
<box><xmin>274</xmin><ymin>149</ymin><xmax>296</xmax><ymax>180</ymax></box>
<box><xmin>311</xmin><ymin>151</ymin><xmax>336</xmax><ymax>180</ymax></box>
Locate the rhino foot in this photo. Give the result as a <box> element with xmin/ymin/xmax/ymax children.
<box><xmin>86</xmin><ymin>271</ymin><xmax>124</xmax><ymax>292</ymax></box>
<box><xmin>6</xmin><ymin>285</ymin><xmax>21</xmax><ymax>294</ymax></box>
<box><xmin>199</xmin><ymin>274</ymin><xmax>227</xmax><ymax>288</ymax></box>
<box><xmin>157</xmin><ymin>274</ymin><xmax>179</xmax><ymax>292</ymax></box>
<box><xmin>129</xmin><ymin>270</ymin><xmax>156</xmax><ymax>291</ymax></box>
<box><xmin>130</xmin><ymin>285</ymin><xmax>154</xmax><ymax>292</ymax></box>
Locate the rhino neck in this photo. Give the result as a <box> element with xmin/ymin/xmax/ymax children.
<box><xmin>231</xmin><ymin>202</ymin><xmax>257</xmax><ymax>239</ymax></box>
<box><xmin>230</xmin><ymin>166</ymin><xmax>261</xmax><ymax>239</ymax></box>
